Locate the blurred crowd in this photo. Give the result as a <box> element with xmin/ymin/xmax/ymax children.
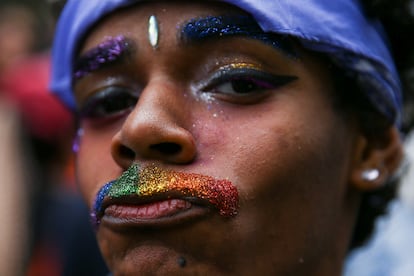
<box><xmin>0</xmin><ymin>0</ymin><xmax>107</xmax><ymax>275</ymax></box>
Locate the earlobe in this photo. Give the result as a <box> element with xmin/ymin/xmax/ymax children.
<box><xmin>350</xmin><ymin>127</ymin><xmax>403</xmax><ymax>191</ymax></box>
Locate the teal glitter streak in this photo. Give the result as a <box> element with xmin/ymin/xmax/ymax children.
<box><xmin>108</xmin><ymin>163</ymin><xmax>140</xmax><ymax>198</ymax></box>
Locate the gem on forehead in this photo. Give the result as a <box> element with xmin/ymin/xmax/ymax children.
<box><xmin>148</xmin><ymin>15</ymin><xmax>159</xmax><ymax>49</ymax></box>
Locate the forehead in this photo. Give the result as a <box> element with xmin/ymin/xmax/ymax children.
<box><xmin>79</xmin><ymin>1</ymin><xmax>246</xmax><ymax>50</ymax></box>
<box><xmin>74</xmin><ymin>0</ymin><xmax>299</xmax><ymax>81</ymax></box>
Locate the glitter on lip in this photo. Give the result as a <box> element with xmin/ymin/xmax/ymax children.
<box><xmin>92</xmin><ymin>164</ymin><xmax>239</xmax><ymax>227</ymax></box>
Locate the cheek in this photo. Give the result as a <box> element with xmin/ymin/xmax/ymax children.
<box><xmin>229</xmin><ymin>107</ymin><xmax>352</xmax><ymax>200</ymax></box>
<box><xmin>183</xmin><ymin>105</ymin><xmax>355</xmax><ymax>268</ymax></box>
<box><xmin>76</xmin><ymin>127</ymin><xmax>121</xmax><ymax>207</ymax></box>
<box><xmin>191</xmin><ymin>116</ymin><xmax>227</xmax><ymax>164</ymax></box>
<box><xmin>214</xmin><ymin>110</ymin><xmax>353</xmax><ymax>260</ymax></box>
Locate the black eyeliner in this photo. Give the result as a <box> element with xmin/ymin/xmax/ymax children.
<box><xmin>204</xmin><ymin>67</ymin><xmax>298</xmax><ymax>91</ymax></box>
<box><xmin>78</xmin><ymin>87</ymin><xmax>137</xmax><ymax>119</ymax></box>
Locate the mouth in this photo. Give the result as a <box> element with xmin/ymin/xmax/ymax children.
<box><xmin>100</xmin><ymin>197</ymin><xmax>212</xmax><ymax>230</ymax></box>
<box><xmin>91</xmin><ymin>164</ymin><xmax>239</xmax><ymax>229</ymax></box>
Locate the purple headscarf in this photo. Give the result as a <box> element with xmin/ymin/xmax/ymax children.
<box><xmin>50</xmin><ymin>0</ymin><xmax>402</xmax><ymax>125</ymax></box>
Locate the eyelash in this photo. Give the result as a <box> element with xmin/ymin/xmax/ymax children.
<box><xmin>78</xmin><ymin>86</ymin><xmax>138</xmax><ymax>120</ymax></box>
<box><xmin>76</xmin><ymin>68</ymin><xmax>297</xmax><ymax>119</ymax></box>
<box><xmin>202</xmin><ymin>68</ymin><xmax>297</xmax><ymax>99</ymax></box>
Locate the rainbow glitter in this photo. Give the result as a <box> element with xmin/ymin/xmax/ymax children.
<box><xmin>74</xmin><ymin>35</ymin><xmax>130</xmax><ymax>80</ymax></box>
<box><xmin>92</xmin><ymin>164</ymin><xmax>239</xmax><ymax>226</ymax></box>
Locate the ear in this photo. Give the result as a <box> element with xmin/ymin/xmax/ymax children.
<box><xmin>350</xmin><ymin>127</ymin><xmax>403</xmax><ymax>191</ymax></box>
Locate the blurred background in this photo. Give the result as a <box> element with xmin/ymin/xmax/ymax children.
<box><xmin>0</xmin><ymin>0</ymin><xmax>108</xmax><ymax>275</ymax></box>
<box><xmin>0</xmin><ymin>0</ymin><xmax>413</xmax><ymax>275</ymax></box>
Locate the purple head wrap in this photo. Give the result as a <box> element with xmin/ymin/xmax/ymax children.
<box><xmin>50</xmin><ymin>0</ymin><xmax>402</xmax><ymax>125</ymax></box>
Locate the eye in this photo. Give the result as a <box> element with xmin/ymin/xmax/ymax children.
<box><xmin>204</xmin><ymin>68</ymin><xmax>298</xmax><ymax>97</ymax></box>
<box><xmin>215</xmin><ymin>77</ymin><xmax>276</xmax><ymax>94</ymax></box>
<box><xmin>78</xmin><ymin>86</ymin><xmax>138</xmax><ymax>119</ymax></box>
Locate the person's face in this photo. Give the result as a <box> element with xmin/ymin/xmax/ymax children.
<box><xmin>74</xmin><ymin>2</ymin><xmax>361</xmax><ymax>275</ymax></box>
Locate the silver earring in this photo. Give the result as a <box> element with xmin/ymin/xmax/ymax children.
<box><xmin>148</xmin><ymin>15</ymin><xmax>159</xmax><ymax>49</ymax></box>
<box><xmin>361</xmin><ymin>169</ymin><xmax>380</xmax><ymax>182</ymax></box>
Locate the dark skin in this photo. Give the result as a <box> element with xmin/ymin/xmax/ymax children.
<box><xmin>73</xmin><ymin>2</ymin><xmax>402</xmax><ymax>275</ymax></box>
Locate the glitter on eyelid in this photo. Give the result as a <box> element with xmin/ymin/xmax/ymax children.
<box><xmin>220</xmin><ymin>62</ymin><xmax>263</xmax><ymax>71</ymax></box>
<box><xmin>92</xmin><ymin>164</ymin><xmax>239</xmax><ymax>226</ymax></box>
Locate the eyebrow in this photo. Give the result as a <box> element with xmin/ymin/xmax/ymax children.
<box><xmin>180</xmin><ymin>15</ymin><xmax>297</xmax><ymax>58</ymax></box>
<box><xmin>73</xmin><ymin>35</ymin><xmax>132</xmax><ymax>80</ymax></box>
<box><xmin>73</xmin><ymin>16</ymin><xmax>296</xmax><ymax>81</ymax></box>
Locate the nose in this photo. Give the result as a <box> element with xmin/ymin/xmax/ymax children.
<box><xmin>111</xmin><ymin>82</ymin><xmax>197</xmax><ymax>168</ymax></box>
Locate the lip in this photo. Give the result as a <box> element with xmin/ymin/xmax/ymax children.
<box><xmin>91</xmin><ymin>164</ymin><xmax>239</xmax><ymax>230</ymax></box>
<box><xmin>99</xmin><ymin>195</ymin><xmax>212</xmax><ymax>230</ymax></box>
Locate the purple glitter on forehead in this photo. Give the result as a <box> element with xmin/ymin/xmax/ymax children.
<box><xmin>73</xmin><ymin>35</ymin><xmax>130</xmax><ymax>80</ymax></box>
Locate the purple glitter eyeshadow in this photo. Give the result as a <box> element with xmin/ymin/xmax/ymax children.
<box><xmin>74</xmin><ymin>35</ymin><xmax>130</xmax><ymax>80</ymax></box>
<box><xmin>181</xmin><ymin>15</ymin><xmax>297</xmax><ymax>58</ymax></box>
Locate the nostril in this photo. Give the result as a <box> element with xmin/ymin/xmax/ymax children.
<box><xmin>118</xmin><ymin>145</ymin><xmax>136</xmax><ymax>160</ymax></box>
<box><xmin>150</xmin><ymin>143</ymin><xmax>182</xmax><ymax>155</ymax></box>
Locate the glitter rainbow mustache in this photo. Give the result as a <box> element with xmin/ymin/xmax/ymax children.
<box><xmin>91</xmin><ymin>164</ymin><xmax>239</xmax><ymax>226</ymax></box>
